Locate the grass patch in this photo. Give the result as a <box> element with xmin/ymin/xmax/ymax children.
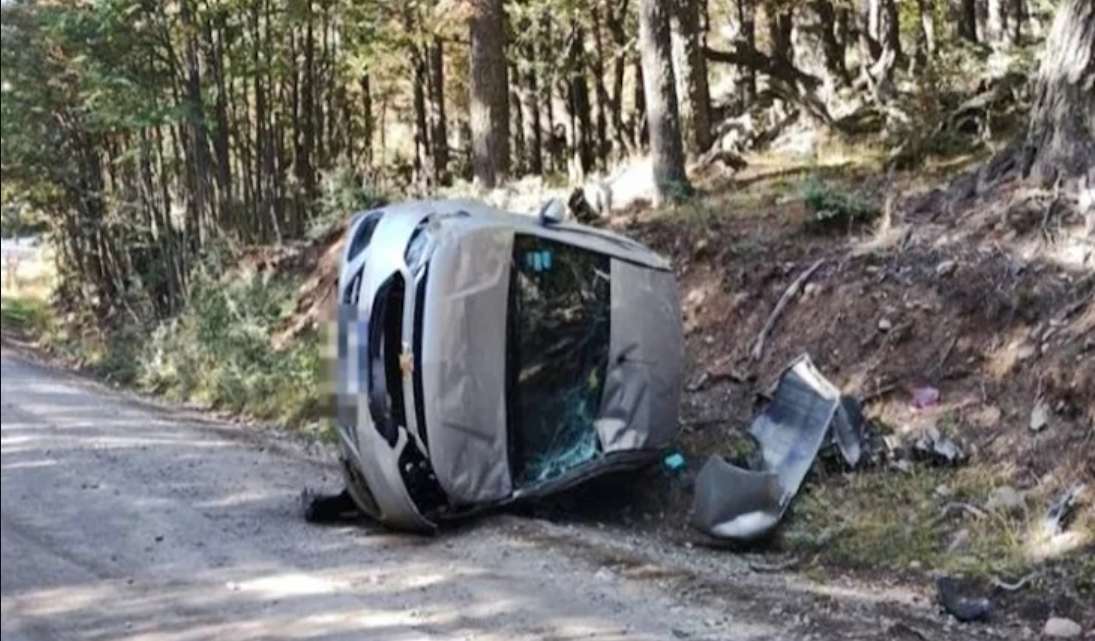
<box><xmin>130</xmin><ymin>266</ymin><xmax>322</xmax><ymax>426</ymax></box>
<box><xmin>10</xmin><ymin>255</ymin><xmax>325</xmax><ymax>430</ymax></box>
<box><xmin>782</xmin><ymin>463</ymin><xmax>1081</xmax><ymax>581</ymax></box>
<box><xmin>801</xmin><ymin>175</ymin><xmax>882</xmax><ymax>231</ymax></box>
<box><xmin>1</xmin><ymin>293</ymin><xmax>52</xmax><ymax>338</ymax></box>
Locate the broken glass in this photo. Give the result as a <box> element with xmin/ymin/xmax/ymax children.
<box><xmin>507</xmin><ymin>235</ymin><xmax>611</xmax><ymax>487</ymax></box>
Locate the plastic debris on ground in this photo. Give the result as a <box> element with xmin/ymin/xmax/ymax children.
<box><xmin>912</xmin><ymin>425</ymin><xmax>969</xmax><ymax>467</ymax></box>
<box><xmin>910</xmin><ymin>385</ymin><xmax>941</xmax><ymax>409</ymax></box>
<box><xmin>690</xmin><ymin>354</ymin><xmax>867</xmax><ymax>543</ymax></box>
<box><xmin>663</xmin><ymin>452</ymin><xmax>687</xmax><ymax>473</ymax></box>
<box><xmin>1043</xmin><ymin>483</ymin><xmax>1087</xmax><ymax>538</ymax></box>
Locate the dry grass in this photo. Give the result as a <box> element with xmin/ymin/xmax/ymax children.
<box><xmin>784</xmin><ymin>462</ymin><xmax>1093</xmax><ymax>583</ymax></box>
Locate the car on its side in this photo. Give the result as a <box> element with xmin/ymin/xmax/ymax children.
<box><xmin>331</xmin><ymin>198</ymin><xmax>683</xmax><ymax>532</ymax></box>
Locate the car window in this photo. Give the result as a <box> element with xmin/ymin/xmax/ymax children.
<box><xmin>507</xmin><ymin>234</ymin><xmax>611</xmax><ymax>487</ymax></box>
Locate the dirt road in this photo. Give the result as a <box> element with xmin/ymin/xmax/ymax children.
<box><xmin>1</xmin><ymin>349</ymin><xmax>1016</xmax><ymax>640</ymax></box>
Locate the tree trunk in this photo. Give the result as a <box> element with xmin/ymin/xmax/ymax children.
<box><xmin>671</xmin><ymin>0</ymin><xmax>713</xmax><ymax>155</ymax></box>
<box><xmin>879</xmin><ymin>0</ymin><xmax>901</xmax><ymax>64</ymax></box>
<box><xmin>639</xmin><ymin>0</ymin><xmax>691</xmax><ymax>203</ymax></box>
<box><xmin>1017</xmin><ymin>0</ymin><xmax>1095</xmax><ymax>185</ymax></box>
<box><xmin>813</xmin><ymin>1</ymin><xmax>851</xmax><ymax>86</ymax></box>
<box><xmin>739</xmin><ymin>0</ymin><xmax>757</xmax><ymax>107</ymax></box>
<box><xmin>519</xmin><ymin>16</ymin><xmax>543</xmax><ymax>175</ymax></box>
<box><xmin>769</xmin><ymin>10</ymin><xmax>794</xmax><ymax>64</ymax></box>
<box><xmin>958</xmin><ymin>0</ymin><xmax>978</xmax><ymax>42</ymax></box>
<box><xmin>591</xmin><ymin>6</ymin><xmax>612</xmax><ymax>167</ymax></box>
<box><xmin>606</xmin><ymin>0</ymin><xmax>631</xmax><ymax>155</ymax></box>
<box><xmin>1008</xmin><ymin>0</ymin><xmax>1025</xmax><ymax>45</ymax></box>
<box><xmin>988</xmin><ymin>0</ymin><xmax>1006</xmax><ymax>44</ymax></box>
<box><xmin>916</xmin><ymin>0</ymin><xmax>937</xmax><ymax>68</ymax></box>
<box><xmin>633</xmin><ymin>50</ymin><xmax>649</xmax><ymax>149</ymax></box>
<box><xmin>565</xmin><ymin>22</ymin><xmax>595</xmax><ymax>181</ymax></box>
<box><xmin>300</xmin><ymin>5</ymin><xmax>317</xmax><ymax>206</ymax></box>
<box><xmin>469</xmin><ymin>0</ymin><xmax>511</xmax><ymax>189</ymax></box>
<box><xmin>411</xmin><ymin>47</ymin><xmax>430</xmax><ymax>188</ymax></box>
<box><xmin>361</xmin><ymin>74</ymin><xmax>374</xmax><ymax>168</ymax></box>
<box><xmin>427</xmin><ymin>38</ymin><xmax>450</xmax><ymax>186</ymax></box>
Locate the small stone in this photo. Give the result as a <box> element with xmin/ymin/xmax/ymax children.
<box><xmin>987</xmin><ymin>486</ymin><xmax>1025</xmax><ymax>514</ymax></box>
<box><xmin>804</xmin><ymin>283</ymin><xmax>820</xmax><ymax>297</ymax></box>
<box><xmin>971</xmin><ymin>405</ymin><xmax>1003</xmax><ymax>429</ymax></box>
<box><xmin>878</xmin><ymin>318</ymin><xmax>894</xmax><ymax>332</ymax></box>
<box><xmin>935</xmin><ymin>484</ymin><xmax>954</xmax><ymax>498</ymax></box>
<box><xmin>1018</xmin><ymin>344</ymin><xmax>1037</xmax><ymax>361</ymax></box>
<box><xmin>936</xmin><ymin>260</ymin><xmax>958</xmax><ymax>277</ymax></box>
<box><xmin>1044</xmin><ymin>618</ymin><xmax>1082</xmax><ymax>639</ymax></box>
<box><xmin>893</xmin><ymin>460</ymin><xmax>913</xmax><ymax>474</ymax></box>
<box><xmin>909</xmin><ymin>560</ymin><xmax>923</xmax><ymax>571</ymax></box>
<box><xmin>947</xmin><ymin>529</ymin><xmax>971</xmax><ymax>553</ymax></box>
<box><xmin>1031</xmin><ymin>402</ymin><xmax>1051</xmax><ymax>433</ymax></box>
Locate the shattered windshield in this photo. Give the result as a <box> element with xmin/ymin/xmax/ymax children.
<box><xmin>506</xmin><ymin>234</ymin><xmax>611</xmax><ymax>487</ymax></box>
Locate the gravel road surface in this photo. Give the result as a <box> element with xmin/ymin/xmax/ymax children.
<box><xmin>1</xmin><ymin>348</ymin><xmax>1014</xmax><ymax>640</ymax></box>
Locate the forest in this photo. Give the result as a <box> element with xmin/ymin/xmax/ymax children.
<box><xmin>2</xmin><ymin>0</ymin><xmax>1091</xmax><ymax>322</ymax></box>
<box><xmin>2</xmin><ymin>0</ymin><xmax>1093</xmax><ymax>617</ymax></box>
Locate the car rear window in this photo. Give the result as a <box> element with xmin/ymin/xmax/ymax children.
<box><xmin>506</xmin><ymin>235</ymin><xmax>611</xmax><ymax>487</ymax></box>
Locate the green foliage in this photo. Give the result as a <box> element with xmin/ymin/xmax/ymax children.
<box><xmin>134</xmin><ymin>262</ymin><xmax>320</xmax><ymax>425</ymax></box>
<box><xmin>308</xmin><ymin>166</ymin><xmax>390</xmax><ymax>241</ymax></box>
<box><xmin>801</xmin><ymin>175</ymin><xmax>881</xmax><ymax>231</ymax></box>
<box><xmin>1</xmin><ymin>201</ymin><xmax>47</xmax><ymax>238</ymax></box>
<box><xmin>0</xmin><ymin>295</ymin><xmax>52</xmax><ymax>338</ymax></box>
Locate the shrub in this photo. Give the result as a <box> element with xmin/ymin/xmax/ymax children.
<box><xmin>308</xmin><ymin>165</ymin><xmax>389</xmax><ymax>241</ymax></box>
<box><xmin>801</xmin><ymin>175</ymin><xmax>882</xmax><ymax>231</ymax></box>
<box><xmin>134</xmin><ymin>260</ymin><xmax>321</xmax><ymax>425</ymax></box>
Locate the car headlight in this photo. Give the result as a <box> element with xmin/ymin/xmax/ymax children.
<box><xmin>404</xmin><ymin>219</ymin><xmax>435</xmax><ymax>275</ymax></box>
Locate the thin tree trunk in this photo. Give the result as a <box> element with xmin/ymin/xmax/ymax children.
<box><xmin>519</xmin><ymin>21</ymin><xmax>543</xmax><ymax>175</ymax></box>
<box><xmin>1008</xmin><ymin>0</ymin><xmax>1025</xmax><ymax>44</ymax></box>
<box><xmin>300</xmin><ymin>4</ymin><xmax>317</xmax><ymax>205</ymax></box>
<box><xmin>739</xmin><ymin>0</ymin><xmax>757</xmax><ymax>107</ymax></box>
<box><xmin>469</xmin><ymin>0</ymin><xmax>511</xmax><ymax>188</ymax></box>
<box><xmin>565</xmin><ymin>21</ymin><xmax>594</xmax><ymax>180</ymax></box>
<box><xmin>917</xmin><ymin>0</ymin><xmax>937</xmax><ymax>67</ymax></box>
<box><xmin>671</xmin><ymin>0</ymin><xmax>713</xmax><ymax>155</ymax></box>
<box><xmin>361</xmin><ymin>74</ymin><xmax>374</xmax><ymax>168</ymax></box>
<box><xmin>591</xmin><ymin>6</ymin><xmax>612</xmax><ymax>167</ymax></box>
<box><xmin>427</xmin><ymin>38</ymin><xmax>450</xmax><ymax>186</ymax></box>
<box><xmin>607</xmin><ymin>0</ymin><xmax>631</xmax><ymax>156</ymax></box>
<box><xmin>959</xmin><ymin>0</ymin><xmax>979</xmax><ymax>42</ymax></box>
<box><xmin>633</xmin><ymin>55</ymin><xmax>648</xmax><ymax>149</ymax></box>
<box><xmin>639</xmin><ymin>0</ymin><xmax>691</xmax><ymax>203</ymax></box>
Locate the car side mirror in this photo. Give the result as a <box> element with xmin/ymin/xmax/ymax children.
<box><xmin>537</xmin><ymin>198</ymin><xmax>566</xmax><ymax>226</ymax></box>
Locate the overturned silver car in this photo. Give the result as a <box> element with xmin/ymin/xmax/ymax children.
<box><xmin>327</xmin><ymin>198</ymin><xmax>684</xmax><ymax>532</ymax></box>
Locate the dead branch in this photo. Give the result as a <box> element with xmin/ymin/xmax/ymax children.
<box><xmin>751</xmin><ymin>259</ymin><xmax>826</xmax><ymax>362</ymax></box>
<box><xmin>749</xmin><ymin>557</ymin><xmax>801</xmax><ymax>573</ymax></box>
<box><xmin>861</xmin><ymin>383</ymin><xmax>898</xmax><ymax>404</ymax></box>
<box><xmin>935</xmin><ymin>335</ymin><xmax>959</xmax><ymax>378</ymax></box>
<box><xmin>687</xmin><ymin>369</ymin><xmax>748</xmax><ymax>393</ymax></box>
<box><xmin>938</xmin><ymin>502</ymin><xmax>989</xmax><ymax>521</ymax></box>
<box><xmin>992</xmin><ymin>573</ymin><xmax>1038</xmax><ymax>592</ymax></box>
<box><xmin>704</xmin><ymin>45</ymin><xmax>821</xmax><ymax>91</ymax></box>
